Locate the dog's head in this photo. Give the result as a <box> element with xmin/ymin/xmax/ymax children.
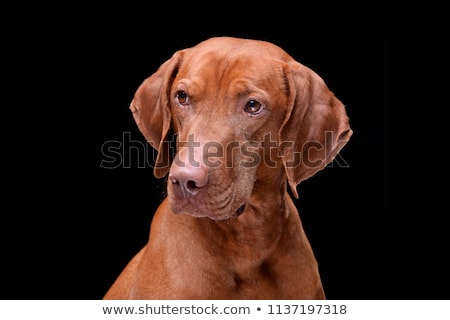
<box><xmin>130</xmin><ymin>36</ymin><xmax>352</xmax><ymax>220</ymax></box>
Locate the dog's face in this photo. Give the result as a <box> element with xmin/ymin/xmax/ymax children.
<box><xmin>130</xmin><ymin>37</ymin><xmax>352</xmax><ymax>220</ymax></box>
<box><xmin>167</xmin><ymin>39</ymin><xmax>292</xmax><ymax>220</ymax></box>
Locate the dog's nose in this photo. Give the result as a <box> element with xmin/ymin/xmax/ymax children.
<box><xmin>169</xmin><ymin>164</ymin><xmax>208</xmax><ymax>196</ymax></box>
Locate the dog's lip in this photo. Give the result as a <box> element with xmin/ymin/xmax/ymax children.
<box><xmin>171</xmin><ymin>198</ymin><xmax>246</xmax><ymax>221</ymax></box>
<box><xmin>206</xmin><ymin>202</ymin><xmax>247</xmax><ymax>220</ymax></box>
<box><xmin>234</xmin><ymin>203</ymin><xmax>246</xmax><ymax>217</ymax></box>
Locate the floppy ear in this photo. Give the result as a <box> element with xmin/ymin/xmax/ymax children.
<box><xmin>129</xmin><ymin>51</ymin><xmax>185</xmax><ymax>178</ymax></box>
<box><xmin>279</xmin><ymin>62</ymin><xmax>353</xmax><ymax>198</ymax></box>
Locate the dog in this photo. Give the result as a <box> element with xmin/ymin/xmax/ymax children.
<box><xmin>103</xmin><ymin>36</ymin><xmax>352</xmax><ymax>299</ymax></box>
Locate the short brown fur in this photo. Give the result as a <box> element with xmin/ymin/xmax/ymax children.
<box><xmin>104</xmin><ymin>37</ymin><xmax>352</xmax><ymax>299</ymax></box>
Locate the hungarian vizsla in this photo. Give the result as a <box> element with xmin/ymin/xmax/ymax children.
<box><xmin>104</xmin><ymin>36</ymin><xmax>352</xmax><ymax>300</ymax></box>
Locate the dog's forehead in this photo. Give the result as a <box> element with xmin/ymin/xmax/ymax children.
<box><xmin>177</xmin><ymin>37</ymin><xmax>293</xmax><ymax>85</ymax></box>
<box><xmin>191</xmin><ymin>37</ymin><xmax>290</xmax><ymax>57</ymax></box>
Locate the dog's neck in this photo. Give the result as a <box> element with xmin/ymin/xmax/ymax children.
<box><xmin>148</xmin><ymin>173</ymin><xmax>307</xmax><ymax>297</ymax></box>
<box><xmin>187</xmin><ymin>178</ymin><xmax>293</xmax><ymax>265</ymax></box>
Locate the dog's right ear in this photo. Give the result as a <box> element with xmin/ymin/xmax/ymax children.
<box><xmin>280</xmin><ymin>61</ymin><xmax>353</xmax><ymax>198</ymax></box>
<box><xmin>129</xmin><ymin>50</ymin><xmax>185</xmax><ymax>178</ymax></box>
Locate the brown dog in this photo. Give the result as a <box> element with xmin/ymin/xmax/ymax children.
<box><xmin>103</xmin><ymin>36</ymin><xmax>352</xmax><ymax>299</ymax></box>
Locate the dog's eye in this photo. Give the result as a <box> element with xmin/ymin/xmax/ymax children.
<box><xmin>176</xmin><ymin>91</ymin><xmax>190</xmax><ymax>106</ymax></box>
<box><xmin>244</xmin><ymin>100</ymin><xmax>263</xmax><ymax>115</ymax></box>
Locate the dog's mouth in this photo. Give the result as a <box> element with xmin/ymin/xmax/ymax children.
<box><xmin>167</xmin><ymin>172</ymin><xmax>251</xmax><ymax>220</ymax></box>
<box><xmin>216</xmin><ymin>202</ymin><xmax>247</xmax><ymax>220</ymax></box>
<box><xmin>169</xmin><ymin>196</ymin><xmax>247</xmax><ymax>221</ymax></box>
<box><xmin>208</xmin><ymin>202</ymin><xmax>246</xmax><ymax>221</ymax></box>
<box><xmin>234</xmin><ymin>203</ymin><xmax>246</xmax><ymax>216</ymax></box>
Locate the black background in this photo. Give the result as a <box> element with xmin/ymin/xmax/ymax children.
<box><xmin>2</xmin><ymin>4</ymin><xmax>400</xmax><ymax>300</ymax></box>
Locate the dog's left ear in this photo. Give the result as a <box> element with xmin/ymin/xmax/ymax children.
<box><xmin>280</xmin><ymin>62</ymin><xmax>353</xmax><ymax>198</ymax></box>
<box><xmin>129</xmin><ymin>50</ymin><xmax>186</xmax><ymax>178</ymax></box>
